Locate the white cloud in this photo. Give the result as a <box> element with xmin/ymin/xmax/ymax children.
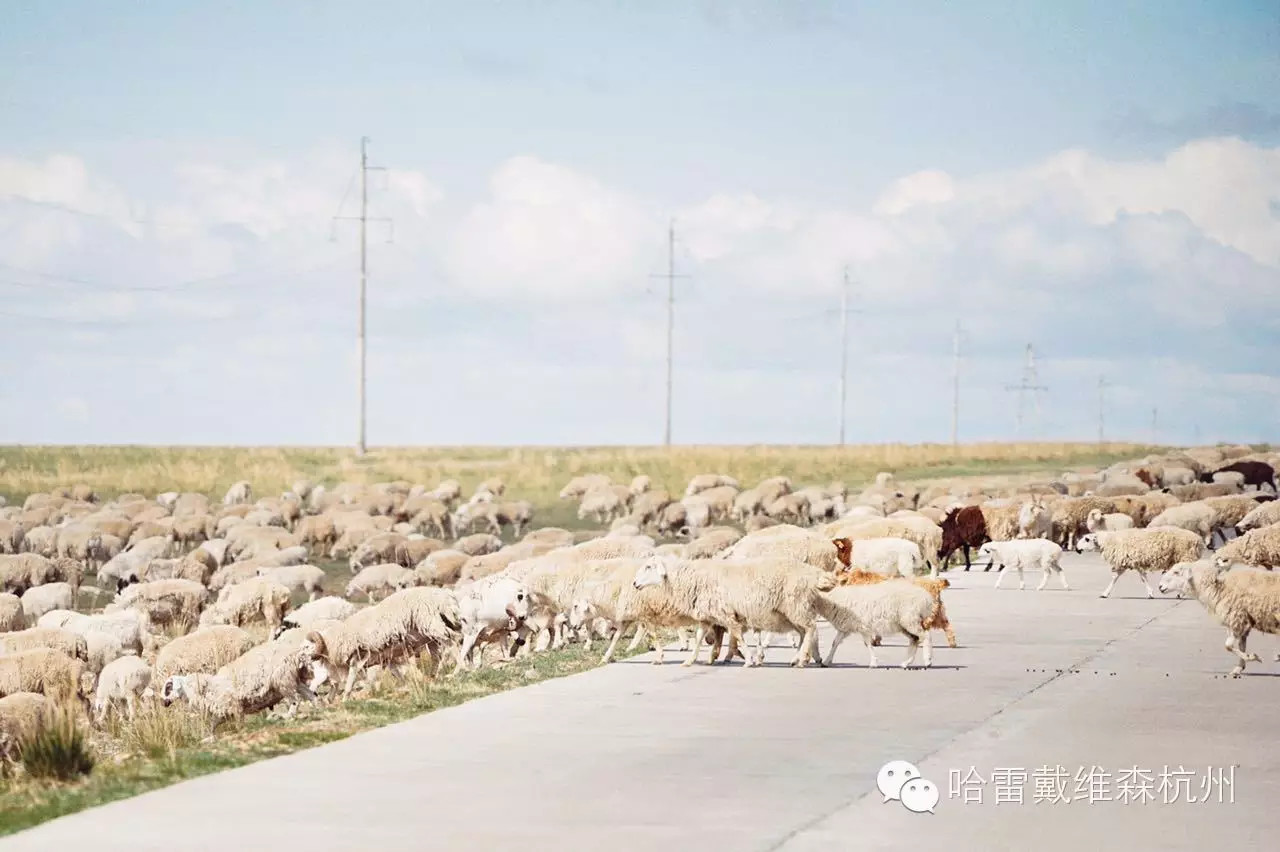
<box><xmin>1</xmin><ymin>137</ymin><xmax>1277</xmax><ymax>445</ymax></box>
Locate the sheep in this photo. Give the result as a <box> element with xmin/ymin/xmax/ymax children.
<box><xmin>0</xmin><ymin>692</ymin><xmax>48</xmax><ymax>767</ymax></box>
<box><xmin>201</xmin><ymin>578</ymin><xmax>292</xmax><ymax>629</ymax></box>
<box><xmin>0</xmin><ymin>519</ymin><xmax>24</xmax><ymax>554</ymax></box>
<box><xmin>20</xmin><ymin>525</ymin><xmax>58</xmax><ymax>558</ymax></box>
<box><xmin>1016</xmin><ymin>496</ymin><xmax>1053</xmax><ymax>540</ymax></box>
<box><xmin>1211</xmin><ymin>525</ymin><xmax>1280</xmax><ymax>571</ymax></box>
<box><xmin>629</xmin><ymin>475</ymin><xmax>652</xmax><ymax>495</ymax></box>
<box><xmin>1050</xmin><ymin>497</ymin><xmax>1116</xmax><ymax>551</ymax></box>
<box><xmin>684</xmin><ymin>528</ymin><xmax>743</xmax><ymax>560</ymax></box>
<box><xmin>20</xmin><ymin>582</ymin><xmax>75</xmax><ymax>623</ymax></box>
<box><xmin>825</xmin><ymin>517</ymin><xmax>942</xmax><ymax>575</ymax></box>
<box><xmin>92</xmin><ymin>655</ymin><xmax>152</xmax><ymax>723</ymax></box>
<box><xmin>303</xmin><ymin>586</ymin><xmax>461</xmax><ymax>699</ymax></box>
<box><xmin>1158</xmin><ymin>560</ymin><xmax>1280</xmax><ymax>676</ymax></box>
<box><xmin>0</xmin><ymin>648</ymin><xmax>93</xmax><ymax>708</ymax></box>
<box><xmin>630</xmin><ymin>554</ymin><xmax>836</xmax><ymax>668</ymax></box>
<box><xmin>1085</xmin><ymin>509</ymin><xmax>1135</xmax><ymax>534</ymax></box>
<box><xmin>415</xmin><ymin>549</ymin><xmax>470</xmax><ymax>586</ymax></box>
<box><xmin>938</xmin><ymin>506</ymin><xmax>989</xmax><ymax>571</ymax></box>
<box><xmin>1077</xmin><ymin>528</ymin><xmax>1204</xmax><ymax>599</ymax></box>
<box><xmin>1147</xmin><ymin>502</ymin><xmax>1216</xmax><ymax>547</ymax></box>
<box><xmin>0</xmin><ymin>626</ymin><xmax>89</xmax><ymax>662</ymax></box>
<box><xmin>838</xmin><ymin>537</ymin><xmax>923</xmax><ymax>578</ymax></box>
<box><xmin>1203</xmin><ymin>495</ymin><xmax>1267</xmax><ymax>544</ymax></box>
<box><xmin>452</xmin><ymin>578</ymin><xmax>531</xmax><ymax>672</ymax></box>
<box><xmin>153</xmin><ymin>625</ymin><xmax>256</xmax><ymax>684</ymax></box>
<box><xmin>684</xmin><ymin>474</ymin><xmax>738</xmax><ymax>497</ymax></box>
<box><xmin>161</xmin><ymin>636</ymin><xmax>318</xmax><ymax>729</ymax></box>
<box><xmin>977</xmin><ymin>540</ymin><xmax>1069</xmax><ymax>591</ymax></box>
<box><xmin>765</xmin><ymin>492</ymin><xmax>812</xmax><ymax>526</ymax></box>
<box><xmin>559</xmin><ymin>474</ymin><xmax>612</xmax><ymax>501</ymax></box>
<box><xmin>0</xmin><ymin>594</ymin><xmax>22</xmax><ymax>632</ymax></box>
<box><xmin>39</xmin><ymin>609</ymin><xmax>150</xmax><ymax>655</ymax></box>
<box><xmin>832</xmin><ymin>569</ymin><xmax>957</xmax><ymax>649</ymax></box>
<box><xmin>1201</xmin><ymin>461</ymin><xmax>1276</xmax><ymax>492</ymax></box>
<box><xmin>717</xmin><ymin>526</ymin><xmax>841</xmax><ymax>572</ymax></box>
<box><xmin>83</xmin><ymin>632</ymin><xmax>126</xmax><ymax>677</ymax></box>
<box><xmin>1236</xmin><ymin>501</ymin><xmax>1280</xmax><ymax>534</ymax></box>
<box><xmin>811</xmin><ymin>579</ymin><xmax>935</xmax><ymax>668</ymax></box>
<box><xmin>577</xmin><ymin>487</ymin><xmax>625</xmax><ymax>524</ymax></box>
<box><xmin>346</xmin><ymin>563</ymin><xmax>421</xmax><ymax>603</ymax></box>
<box><xmin>223</xmin><ymin>480</ymin><xmax>253</xmax><ymax>506</ymax></box>
<box><xmin>394</xmin><ymin>537</ymin><xmax>443</xmax><ymax>568</ymax></box>
<box><xmin>272</xmin><ymin>597</ymin><xmax>358</xmax><ymax>639</ymax></box>
<box><xmin>454</xmin><ymin>533</ymin><xmax>504</xmax><ymax>557</ymax></box>
<box><xmin>258</xmin><ymin>564</ymin><xmax>326</xmax><ymax>602</ymax></box>
<box><xmin>109</xmin><ymin>578</ymin><xmax>209</xmax><ymax>628</ymax></box>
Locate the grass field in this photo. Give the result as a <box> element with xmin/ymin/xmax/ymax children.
<box><xmin>1</xmin><ymin>443</ymin><xmax>1158</xmax><ymax>526</ymax></box>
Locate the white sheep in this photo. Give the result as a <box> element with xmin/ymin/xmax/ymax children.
<box><xmin>153</xmin><ymin>625</ymin><xmax>257</xmax><ymax>684</ymax></box>
<box><xmin>1148</xmin><ymin>502</ymin><xmax>1216</xmax><ymax>546</ymax></box>
<box><xmin>1235</xmin><ymin>501</ymin><xmax>1280</xmax><ymax>534</ymax></box>
<box><xmin>1085</xmin><ymin>509</ymin><xmax>1135</xmax><ymax>534</ymax></box>
<box><xmin>1077</xmin><ymin>528</ymin><xmax>1205</xmax><ymax>599</ymax></box>
<box><xmin>201</xmin><ymin>577</ymin><xmax>292</xmax><ymax>629</ymax></box>
<box><xmin>811</xmin><ymin>579</ymin><xmax>935</xmax><ymax>668</ymax></box>
<box><xmin>273</xmin><ymin>596</ymin><xmax>359</xmax><ymax>638</ymax></box>
<box><xmin>977</xmin><ymin>540</ymin><xmax>1069</xmax><ymax>591</ymax></box>
<box><xmin>222</xmin><ymin>480</ymin><xmax>253</xmax><ymax>506</ymax></box>
<box><xmin>346</xmin><ymin>563</ymin><xmax>420</xmax><ymax>603</ymax></box>
<box><xmin>0</xmin><ymin>648</ymin><xmax>93</xmax><ymax>707</ymax></box>
<box><xmin>0</xmin><ymin>593</ymin><xmax>22</xmax><ymax>632</ymax></box>
<box><xmin>258</xmin><ymin>563</ymin><xmax>326</xmax><ymax>602</ymax></box>
<box><xmin>453</xmin><ymin>578</ymin><xmax>531</xmax><ymax>673</ymax></box>
<box><xmin>717</xmin><ymin>525</ymin><xmax>842</xmax><ymax>573</ymax></box>
<box><xmin>161</xmin><ymin>635</ymin><xmax>318</xmax><ymax>729</ymax></box>
<box><xmin>1158</xmin><ymin>560</ymin><xmax>1280</xmax><ymax>676</ymax></box>
<box><xmin>20</xmin><ymin>582</ymin><xmax>75</xmax><ymax>623</ymax></box>
<box><xmin>84</xmin><ymin>631</ymin><xmax>127</xmax><ymax>676</ymax></box>
<box><xmin>1211</xmin><ymin>524</ymin><xmax>1280</xmax><ymax>571</ymax></box>
<box><xmin>844</xmin><ymin>537</ymin><xmax>923</xmax><ymax>578</ymax></box>
<box><xmin>39</xmin><ymin>608</ymin><xmax>150</xmax><ymax>654</ymax></box>
<box><xmin>93</xmin><ymin>655</ymin><xmax>151</xmax><ymax>723</ymax></box>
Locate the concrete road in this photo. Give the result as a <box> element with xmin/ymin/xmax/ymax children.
<box><xmin>4</xmin><ymin>552</ymin><xmax>1277</xmax><ymax>851</ymax></box>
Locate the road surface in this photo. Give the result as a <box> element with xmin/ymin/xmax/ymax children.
<box><xmin>4</xmin><ymin>551</ymin><xmax>1276</xmax><ymax>851</ymax></box>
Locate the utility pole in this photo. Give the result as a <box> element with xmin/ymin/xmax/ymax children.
<box><xmin>951</xmin><ymin>320</ymin><xmax>962</xmax><ymax>448</ymax></box>
<box><xmin>649</xmin><ymin>218</ymin><xmax>688</xmax><ymax>447</ymax></box>
<box><xmin>1004</xmin><ymin>344</ymin><xmax>1048</xmax><ymax>438</ymax></box>
<box><xmin>333</xmin><ymin>137</ymin><xmax>392</xmax><ymax>457</ymax></box>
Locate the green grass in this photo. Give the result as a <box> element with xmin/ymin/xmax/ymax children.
<box><xmin>0</xmin><ymin>643</ymin><xmax>637</xmax><ymax>836</ymax></box>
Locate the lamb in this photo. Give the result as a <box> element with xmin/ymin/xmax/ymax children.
<box><xmin>258</xmin><ymin>564</ymin><xmax>326</xmax><ymax>601</ymax></box>
<box><xmin>833</xmin><ymin>569</ymin><xmax>957</xmax><ymax>648</ymax></box>
<box><xmin>811</xmin><ymin>579</ymin><xmax>935</xmax><ymax>668</ymax></box>
<box><xmin>153</xmin><ymin>625</ymin><xmax>256</xmax><ymax>683</ymax></box>
<box><xmin>0</xmin><ymin>594</ymin><xmax>22</xmax><ymax>632</ymax></box>
<box><xmin>630</xmin><ymin>554</ymin><xmax>836</xmax><ymax>668</ymax></box>
<box><xmin>837</xmin><ymin>537</ymin><xmax>923</xmax><ymax>578</ymax></box>
<box><xmin>1158</xmin><ymin>560</ymin><xmax>1280</xmax><ymax>676</ymax></box>
<box><xmin>716</xmin><ymin>526</ymin><xmax>841</xmax><ymax>572</ymax></box>
<box><xmin>0</xmin><ymin>648</ymin><xmax>93</xmax><ymax>707</ymax></box>
<box><xmin>825</xmin><ymin>517</ymin><xmax>942</xmax><ymax>575</ymax></box>
<box><xmin>1077</xmin><ymin>528</ymin><xmax>1205</xmax><ymax>599</ymax></box>
<box><xmin>1211</xmin><ymin>525</ymin><xmax>1280</xmax><ymax>571</ymax></box>
<box><xmin>272</xmin><ymin>596</ymin><xmax>358</xmax><ymax>638</ymax></box>
<box><xmin>304</xmin><ymin>586</ymin><xmax>461</xmax><ymax>698</ymax></box>
<box><xmin>977</xmin><ymin>540</ymin><xmax>1069</xmax><ymax>591</ymax></box>
<box><xmin>1085</xmin><ymin>509</ymin><xmax>1135</xmax><ymax>533</ymax></box>
<box><xmin>83</xmin><ymin>632</ymin><xmax>126</xmax><ymax>676</ymax></box>
<box><xmin>452</xmin><ymin>578</ymin><xmax>531</xmax><ymax>672</ymax></box>
<box><xmin>161</xmin><ymin>635</ymin><xmax>318</xmax><ymax>729</ymax></box>
<box><xmin>19</xmin><ymin>582</ymin><xmax>74</xmax><ymax>623</ymax></box>
<box><xmin>346</xmin><ymin>563</ymin><xmax>421</xmax><ymax>603</ymax></box>
<box><xmin>200</xmin><ymin>578</ymin><xmax>292</xmax><ymax>629</ymax></box>
<box><xmin>92</xmin><ymin>655</ymin><xmax>152</xmax><ymax>723</ymax></box>
<box><xmin>1147</xmin><ymin>502</ymin><xmax>1216</xmax><ymax>547</ymax></box>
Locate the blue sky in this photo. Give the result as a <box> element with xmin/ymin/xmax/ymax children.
<box><xmin>1</xmin><ymin>0</ymin><xmax>1278</xmax><ymax>446</ymax></box>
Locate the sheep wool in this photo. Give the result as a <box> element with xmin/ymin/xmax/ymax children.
<box><xmin>811</xmin><ymin>579</ymin><xmax>935</xmax><ymax>669</ymax></box>
<box><xmin>1211</xmin><ymin>524</ymin><xmax>1280</xmax><ymax>571</ymax></box>
<box><xmin>1077</xmin><ymin>528</ymin><xmax>1204</xmax><ymax>599</ymax></box>
<box><xmin>153</xmin><ymin>625</ymin><xmax>256</xmax><ymax>683</ymax></box>
<box><xmin>1157</xmin><ymin>561</ymin><xmax>1280</xmax><ymax>676</ymax></box>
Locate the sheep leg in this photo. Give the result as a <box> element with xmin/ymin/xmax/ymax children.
<box><xmin>1136</xmin><ymin>570</ymin><xmax>1155</xmax><ymax>598</ymax></box>
<box><xmin>901</xmin><ymin>629</ymin><xmax>921</xmax><ymax>669</ymax></box>
<box><xmin>1099</xmin><ymin>572</ymin><xmax>1120</xmax><ymax>599</ymax></box>
<box><xmin>993</xmin><ymin>565</ymin><xmax>1006</xmax><ymax>589</ymax></box>
<box><xmin>962</xmin><ymin>545</ymin><xmax>972</xmax><ymax>571</ymax></box>
<box><xmin>600</xmin><ymin>624</ymin><xmax>627</xmax><ymax>664</ymax></box>
<box><xmin>1017</xmin><ymin>567</ymin><xmax>1026</xmax><ymax>591</ymax></box>
<box><xmin>627</xmin><ymin>625</ymin><xmax>647</xmax><ymax>653</ymax></box>
<box><xmin>681</xmin><ymin>625</ymin><xmax>707</xmax><ymax>667</ymax></box>
<box><xmin>1036</xmin><ymin>568</ymin><xmax>1050</xmax><ymax>591</ymax></box>
<box><xmin>862</xmin><ymin>633</ymin><xmax>880</xmax><ymax>668</ymax></box>
<box><xmin>341</xmin><ymin>664</ymin><xmax>361</xmax><ymax>699</ymax></box>
<box><xmin>453</xmin><ymin>629</ymin><xmax>483</xmax><ymax>676</ymax></box>
<box><xmin>1057</xmin><ymin>568</ymin><xmax>1070</xmax><ymax>591</ymax></box>
<box><xmin>824</xmin><ymin>630</ymin><xmax>848</xmax><ymax>666</ymax></box>
<box><xmin>1224</xmin><ymin>631</ymin><xmax>1254</xmax><ymax>677</ymax></box>
<box><xmin>918</xmin><ymin>628</ymin><xmax>933</xmax><ymax>668</ymax></box>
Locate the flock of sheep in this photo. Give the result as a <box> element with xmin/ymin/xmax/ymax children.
<box><xmin>2</xmin><ymin>442</ymin><xmax>1280</xmax><ymax>772</ymax></box>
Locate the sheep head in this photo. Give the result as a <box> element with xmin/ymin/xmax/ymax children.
<box><xmin>830</xmin><ymin>537</ymin><xmax>852</xmax><ymax>568</ymax></box>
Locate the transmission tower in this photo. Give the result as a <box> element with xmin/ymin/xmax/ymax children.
<box><xmin>1004</xmin><ymin>344</ymin><xmax>1047</xmax><ymax>437</ymax></box>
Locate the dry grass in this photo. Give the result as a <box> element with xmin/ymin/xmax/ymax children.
<box><xmin>0</xmin><ymin>443</ymin><xmax>1157</xmax><ymax>509</ymax></box>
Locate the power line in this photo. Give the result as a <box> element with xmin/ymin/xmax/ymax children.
<box><xmin>648</xmin><ymin>218</ymin><xmax>689</xmax><ymax>447</ymax></box>
<box><xmin>332</xmin><ymin>137</ymin><xmax>393</xmax><ymax>457</ymax></box>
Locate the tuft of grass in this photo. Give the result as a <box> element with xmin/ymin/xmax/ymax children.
<box><xmin>15</xmin><ymin>707</ymin><xmax>95</xmax><ymax>782</ymax></box>
<box><xmin>105</xmin><ymin>700</ymin><xmax>209</xmax><ymax>760</ymax></box>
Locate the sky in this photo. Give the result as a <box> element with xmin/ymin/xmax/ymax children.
<box><xmin>1</xmin><ymin>0</ymin><xmax>1278</xmax><ymax>447</ymax></box>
